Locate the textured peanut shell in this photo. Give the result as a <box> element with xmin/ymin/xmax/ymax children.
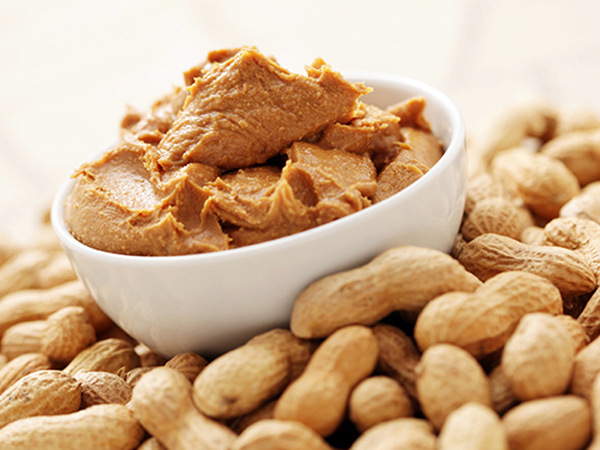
<box><xmin>0</xmin><ymin>404</ymin><xmax>144</xmax><ymax>450</ymax></box>
<box><xmin>414</xmin><ymin>271</ymin><xmax>563</xmax><ymax>359</ymax></box>
<box><xmin>0</xmin><ymin>249</ymin><xmax>53</xmax><ymax>299</ymax></box>
<box><xmin>554</xmin><ymin>314</ymin><xmax>589</xmax><ymax>353</ymax></box>
<box><xmin>0</xmin><ymin>370</ymin><xmax>81</xmax><ymax>429</ymax></box>
<box><xmin>503</xmin><ymin>396</ymin><xmax>591</xmax><ymax>450</ymax></box>
<box><xmin>464</xmin><ymin>172</ymin><xmax>516</xmax><ymax>215</ymax></box>
<box><xmin>457</xmin><ymin>233</ymin><xmax>596</xmax><ymax>297</ymax></box>
<box><xmin>0</xmin><ymin>281</ymin><xmax>112</xmax><ymax>336</ymax></box>
<box><xmin>194</xmin><ymin>344</ymin><xmax>288</xmax><ymax>420</ymax></box>
<box><xmin>348</xmin><ymin>375</ymin><xmax>413</xmax><ymax>432</ymax></box>
<box><xmin>540</xmin><ymin>128</ymin><xmax>600</xmax><ymax>186</ymax></box>
<box><xmin>501</xmin><ymin>313</ymin><xmax>574</xmax><ymax>401</ymax></box>
<box><xmin>41</xmin><ymin>306</ymin><xmax>97</xmax><ymax>364</ymax></box>
<box><xmin>274</xmin><ymin>325</ymin><xmax>378</xmax><ymax>437</ymax></box>
<box><xmin>461</xmin><ymin>197</ymin><xmax>532</xmax><ymax>242</ymax></box>
<box><xmin>74</xmin><ymin>371</ymin><xmax>132</xmax><ymax>408</ymax></box>
<box><xmin>165</xmin><ymin>352</ymin><xmax>208</xmax><ymax>382</ymax></box>
<box><xmin>578</xmin><ymin>289</ymin><xmax>600</xmax><ymax>341</ymax></box>
<box><xmin>415</xmin><ymin>344</ymin><xmax>491</xmax><ymax>430</ymax></box>
<box><xmin>1</xmin><ymin>321</ymin><xmax>47</xmax><ymax>360</ymax></box>
<box><xmin>571</xmin><ymin>334</ymin><xmax>600</xmax><ymax>400</ymax></box>
<box><xmin>63</xmin><ymin>338</ymin><xmax>140</xmax><ymax>376</ymax></box>
<box><xmin>520</xmin><ymin>226</ymin><xmax>546</xmax><ymax>246</ymax></box>
<box><xmin>0</xmin><ymin>353</ymin><xmax>51</xmax><ymax>395</ymax></box>
<box><xmin>349</xmin><ymin>417</ymin><xmax>436</xmax><ymax>450</ymax></box>
<box><xmin>561</xmin><ymin>181</ymin><xmax>600</xmax><ymax>224</ymax></box>
<box><xmin>468</xmin><ymin>101</ymin><xmax>558</xmax><ymax>177</ymax></box>
<box><xmin>544</xmin><ymin>216</ymin><xmax>600</xmax><ymax>283</ymax></box>
<box><xmin>125</xmin><ymin>367</ymin><xmax>155</xmax><ymax>389</ymax></box>
<box><xmin>438</xmin><ymin>402</ymin><xmax>508</xmax><ymax>450</ymax></box>
<box><xmin>491</xmin><ymin>148</ymin><xmax>580</xmax><ymax>220</ymax></box>
<box><xmin>193</xmin><ymin>329</ymin><xmax>313</xmax><ymax>419</ymax></box>
<box><xmin>132</xmin><ymin>367</ymin><xmax>236</xmax><ymax>450</ymax></box>
<box><xmin>34</xmin><ymin>252</ymin><xmax>78</xmax><ymax>290</ymax></box>
<box><xmin>372</xmin><ymin>323</ymin><xmax>421</xmax><ymax>401</ymax></box>
<box><xmin>291</xmin><ymin>246</ymin><xmax>481</xmax><ymax>339</ymax></box>
<box><xmin>231</xmin><ymin>419</ymin><xmax>332</xmax><ymax>450</ymax></box>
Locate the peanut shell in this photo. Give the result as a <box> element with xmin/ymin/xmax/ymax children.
<box><xmin>193</xmin><ymin>329</ymin><xmax>313</xmax><ymax>419</ymax></box>
<box><xmin>41</xmin><ymin>306</ymin><xmax>96</xmax><ymax>364</ymax></box>
<box><xmin>561</xmin><ymin>181</ymin><xmax>600</xmax><ymax>224</ymax></box>
<box><xmin>291</xmin><ymin>246</ymin><xmax>481</xmax><ymax>339</ymax></box>
<box><xmin>0</xmin><ymin>281</ymin><xmax>112</xmax><ymax>336</ymax></box>
<box><xmin>231</xmin><ymin>419</ymin><xmax>332</xmax><ymax>450</ymax></box>
<box><xmin>348</xmin><ymin>375</ymin><xmax>413</xmax><ymax>432</ymax></box>
<box><xmin>457</xmin><ymin>233</ymin><xmax>596</xmax><ymax>297</ymax></box>
<box><xmin>540</xmin><ymin>128</ymin><xmax>600</xmax><ymax>186</ymax></box>
<box><xmin>1</xmin><ymin>321</ymin><xmax>47</xmax><ymax>360</ymax></box>
<box><xmin>415</xmin><ymin>344</ymin><xmax>491</xmax><ymax>430</ymax></box>
<box><xmin>503</xmin><ymin>395</ymin><xmax>591</xmax><ymax>450</ymax></box>
<box><xmin>501</xmin><ymin>313</ymin><xmax>574</xmax><ymax>401</ymax></box>
<box><xmin>0</xmin><ymin>353</ymin><xmax>51</xmax><ymax>395</ymax></box>
<box><xmin>63</xmin><ymin>338</ymin><xmax>139</xmax><ymax>376</ymax></box>
<box><xmin>372</xmin><ymin>323</ymin><xmax>421</xmax><ymax>401</ymax></box>
<box><xmin>274</xmin><ymin>325</ymin><xmax>378</xmax><ymax>437</ymax></box>
<box><xmin>74</xmin><ymin>370</ymin><xmax>132</xmax><ymax>408</ymax></box>
<box><xmin>132</xmin><ymin>366</ymin><xmax>236</xmax><ymax>450</ymax></box>
<box><xmin>414</xmin><ymin>271</ymin><xmax>563</xmax><ymax>359</ymax></box>
<box><xmin>438</xmin><ymin>402</ymin><xmax>508</xmax><ymax>450</ymax></box>
<box><xmin>0</xmin><ymin>370</ymin><xmax>81</xmax><ymax>429</ymax></box>
<box><xmin>0</xmin><ymin>404</ymin><xmax>144</xmax><ymax>450</ymax></box>
<box><xmin>349</xmin><ymin>417</ymin><xmax>436</xmax><ymax>450</ymax></box>
<box><xmin>492</xmin><ymin>148</ymin><xmax>580</xmax><ymax>220</ymax></box>
<box><xmin>165</xmin><ymin>352</ymin><xmax>208</xmax><ymax>382</ymax></box>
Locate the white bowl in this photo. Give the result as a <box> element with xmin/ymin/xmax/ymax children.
<box><xmin>51</xmin><ymin>73</ymin><xmax>467</xmax><ymax>358</ymax></box>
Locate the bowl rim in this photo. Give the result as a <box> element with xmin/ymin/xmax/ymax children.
<box><xmin>51</xmin><ymin>72</ymin><xmax>465</xmax><ymax>266</ymax></box>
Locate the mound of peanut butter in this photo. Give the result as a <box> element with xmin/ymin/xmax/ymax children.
<box><xmin>65</xmin><ymin>47</ymin><xmax>443</xmax><ymax>256</ymax></box>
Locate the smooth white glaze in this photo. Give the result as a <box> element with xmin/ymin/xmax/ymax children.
<box><xmin>52</xmin><ymin>73</ymin><xmax>467</xmax><ymax>358</ymax></box>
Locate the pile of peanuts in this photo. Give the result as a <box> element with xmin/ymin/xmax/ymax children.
<box><xmin>0</xmin><ymin>100</ymin><xmax>600</xmax><ymax>450</ymax></box>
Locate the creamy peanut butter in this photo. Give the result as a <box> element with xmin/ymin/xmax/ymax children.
<box><xmin>65</xmin><ymin>47</ymin><xmax>443</xmax><ymax>256</ymax></box>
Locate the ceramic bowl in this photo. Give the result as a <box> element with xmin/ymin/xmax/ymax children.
<box><xmin>52</xmin><ymin>73</ymin><xmax>467</xmax><ymax>358</ymax></box>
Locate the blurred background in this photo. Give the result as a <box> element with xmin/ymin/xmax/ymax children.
<box><xmin>2</xmin><ymin>0</ymin><xmax>599</xmax><ymax>243</ymax></box>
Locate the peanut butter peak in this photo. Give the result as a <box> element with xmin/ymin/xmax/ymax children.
<box><xmin>155</xmin><ymin>47</ymin><xmax>369</xmax><ymax>171</ymax></box>
<box><xmin>64</xmin><ymin>47</ymin><xmax>443</xmax><ymax>256</ymax></box>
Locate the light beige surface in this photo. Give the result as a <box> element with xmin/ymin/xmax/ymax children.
<box><xmin>1</xmin><ymin>0</ymin><xmax>599</xmax><ymax>243</ymax></box>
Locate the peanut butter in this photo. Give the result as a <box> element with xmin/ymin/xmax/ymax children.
<box><xmin>64</xmin><ymin>47</ymin><xmax>443</xmax><ymax>256</ymax></box>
